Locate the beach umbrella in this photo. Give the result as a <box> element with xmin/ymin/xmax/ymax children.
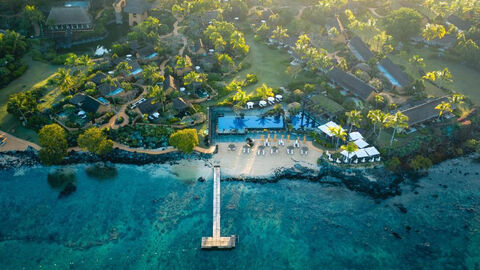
<box><xmin>272</xmin><ymin>146</ymin><xmax>279</xmax><ymax>154</ymax></box>
<box><xmin>287</xmin><ymin>134</ymin><xmax>290</xmax><ymax>143</ymax></box>
<box><xmin>302</xmin><ymin>146</ymin><xmax>309</xmax><ymax>155</ymax></box>
<box><xmin>303</xmin><ymin>135</ymin><xmax>307</xmax><ymax>144</ymax></box>
<box><xmin>273</xmin><ymin>134</ymin><xmax>277</xmax><ymax>143</ymax></box>
<box><xmin>228</xmin><ymin>144</ymin><xmax>236</xmax><ymax>151</ymax></box>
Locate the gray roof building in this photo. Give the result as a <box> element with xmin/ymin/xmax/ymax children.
<box><xmin>378</xmin><ymin>58</ymin><xmax>412</xmax><ymax>88</ymax></box>
<box><xmin>348</xmin><ymin>36</ymin><xmax>374</xmax><ymax>62</ymax></box>
<box><xmin>401</xmin><ymin>96</ymin><xmax>449</xmax><ymax>126</ymax></box>
<box><xmin>47</xmin><ymin>7</ymin><xmax>92</xmax><ymax>26</ymax></box>
<box><xmin>327</xmin><ymin>67</ymin><xmax>375</xmax><ymax>101</ymax></box>
<box><xmin>124</xmin><ymin>0</ymin><xmax>152</xmax><ymax>14</ymax></box>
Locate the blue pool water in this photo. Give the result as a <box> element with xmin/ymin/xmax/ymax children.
<box><xmin>145</xmin><ymin>53</ymin><xmax>158</xmax><ymax>59</ymax></box>
<box><xmin>130</xmin><ymin>68</ymin><xmax>143</xmax><ymax>76</ymax></box>
<box><xmin>291</xmin><ymin>113</ymin><xmax>321</xmax><ymax>130</ymax></box>
<box><xmin>217</xmin><ymin>115</ymin><xmax>284</xmax><ymax>133</ymax></box>
<box><xmin>0</xmin><ymin>157</ymin><xmax>479</xmax><ymax>269</ymax></box>
<box><xmin>97</xmin><ymin>97</ymin><xmax>109</xmax><ymax>105</ymax></box>
<box><xmin>378</xmin><ymin>65</ymin><xmax>402</xmax><ymax>87</ymax></box>
<box><xmin>106</xmin><ymin>88</ymin><xmax>124</xmax><ymax>97</ymax></box>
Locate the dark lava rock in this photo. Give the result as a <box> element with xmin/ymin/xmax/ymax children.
<box><xmin>197</xmin><ymin>177</ymin><xmax>206</xmax><ymax>182</ymax></box>
<box><xmin>58</xmin><ymin>183</ymin><xmax>76</xmax><ymax>199</ymax></box>
<box><xmin>391</xmin><ymin>231</ymin><xmax>402</xmax><ymax>239</ymax></box>
<box><xmin>394</xmin><ymin>203</ymin><xmax>408</xmax><ymax>214</ymax></box>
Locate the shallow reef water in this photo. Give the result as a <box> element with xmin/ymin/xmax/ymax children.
<box><xmin>0</xmin><ymin>158</ymin><xmax>479</xmax><ymax>269</ymax></box>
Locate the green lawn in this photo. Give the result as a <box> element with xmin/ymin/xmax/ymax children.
<box><xmin>229</xmin><ymin>33</ymin><xmax>317</xmax><ymax>95</ymax></box>
<box><xmin>390</xmin><ymin>47</ymin><xmax>480</xmax><ymax>104</ymax></box>
<box><xmin>0</xmin><ymin>55</ymin><xmax>59</xmax><ymax>142</ymax></box>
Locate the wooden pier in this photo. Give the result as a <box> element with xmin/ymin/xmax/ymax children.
<box><xmin>201</xmin><ymin>166</ymin><xmax>236</xmax><ymax>249</ymax></box>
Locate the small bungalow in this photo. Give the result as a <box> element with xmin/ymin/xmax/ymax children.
<box><xmin>348</xmin><ymin>36</ymin><xmax>374</xmax><ymax>62</ymax></box>
<box><xmin>90</xmin><ymin>72</ymin><xmax>107</xmax><ymax>85</ymax></box>
<box><xmin>446</xmin><ymin>14</ymin><xmax>472</xmax><ymax>32</ymax></box>
<box><xmin>47</xmin><ymin>7</ymin><xmax>93</xmax><ymax>33</ymax></box>
<box><xmin>327</xmin><ymin>67</ymin><xmax>375</xmax><ymax>101</ymax></box>
<box><xmin>137</xmin><ymin>98</ymin><xmax>161</xmax><ymax>116</ymax></box>
<box><xmin>163</xmin><ymin>75</ymin><xmax>177</xmax><ymax>93</ymax></box>
<box><xmin>191</xmin><ymin>39</ymin><xmax>206</xmax><ymax>56</ymax></box>
<box><xmin>400</xmin><ymin>96</ymin><xmax>450</xmax><ymax>126</ymax></box>
<box><xmin>113</xmin><ymin>0</ymin><xmax>152</xmax><ymax>26</ymax></box>
<box><xmin>172</xmin><ymin>97</ymin><xmax>193</xmax><ymax>113</ymax></box>
<box><xmin>98</xmin><ymin>81</ymin><xmax>124</xmax><ymax>97</ymax></box>
<box><xmin>70</xmin><ymin>94</ymin><xmax>106</xmax><ymax>114</ymax></box>
<box><xmin>378</xmin><ymin>58</ymin><xmax>412</xmax><ymax>88</ymax></box>
<box><xmin>176</xmin><ymin>55</ymin><xmax>193</xmax><ymax>76</ymax></box>
<box><xmin>411</xmin><ymin>33</ymin><xmax>457</xmax><ymax>50</ymax></box>
<box><xmin>326</xmin><ymin>16</ymin><xmax>346</xmax><ymax>43</ymax></box>
<box><xmin>136</xmin><ymin>45</ymin><xmax>158</xmax><ymax>62</ymax></box>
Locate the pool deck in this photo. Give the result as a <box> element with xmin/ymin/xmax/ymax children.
<box><xmin>211</xmin><ymin>141</ymin><xmax>322</xmax><ymax>178</ymax></box>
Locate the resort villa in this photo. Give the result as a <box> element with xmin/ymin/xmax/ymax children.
<box><xmin>400</xmin><ymin>96</ymin><xmax>451</xmax><ymax>126</ymax></box>
<box><xmin>377</xmin><ymin>58</ymin><xmax>412</xmax><ymax>89</ymax></box>
<box><xmin>327</xmin><ymin>67</ymin><xmax>375</xmax><ymax>101</ymax></box>
<box><xmin>113</xmin><ymin>0</ymin><xmax>153</xmax><ymax>26</ymax></box>
<box><xmin>46</xmin><ymin>6</ymin><xmax>93</xmax><ymax>33</ymax></box>
<box><xmin>348</xmin><ymin>36</ymin><xmax>374</xmax><ymax>62</ymax></box>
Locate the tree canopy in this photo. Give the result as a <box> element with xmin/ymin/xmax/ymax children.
<box><xmin>78</xmin><ymin>127</ymin><xmax>113</xmax><ymax>157</ymax></box>
<box><xmin>383</xmin><ymin>8</ymin><xmax>423</xmax><ymax>42</ymax></box>
<box><xmin>169</xmin><ymin>129</ymin><xmax>199</xmax><ymax>153</ymax></box>
<box><xmin>38</xmin><ymin>124</ymin><xmax>68</xmax><ymax>165</ymax></box>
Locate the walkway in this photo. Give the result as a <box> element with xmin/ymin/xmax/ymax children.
<box><xmin>201</xmin><ymin>166</ymin><xmax>236</xmax><ymax>249</ymax></box>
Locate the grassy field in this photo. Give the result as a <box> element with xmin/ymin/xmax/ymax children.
<box><xmin>229</xmin><ymin>33</ymin><xmax>318</xmax><ymax>95</ymax></box>
<box><xmin>390</xmin><ymin>47</ymin><xmax>480</xmax><ymax>104</ymax></box>
<box><xmin>0</xmin><ymin>55</ymin><xmax>59</xmax><ymax>142</ymax></box>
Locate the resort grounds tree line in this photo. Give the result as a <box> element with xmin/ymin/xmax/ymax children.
<box><xmin>1</xmin><ymin>0</ymin><xmax>480</xmax><ymax>173</ymax></box>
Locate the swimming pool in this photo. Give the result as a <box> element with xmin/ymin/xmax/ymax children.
<box><xmin>291</xmin><ymin>113</ymin><xmax>320</xmax><ymax>130</ymax></box>
<box><xmin>97</xmin><ymin>97</ymin><xmax>110</xmax><ymax>105</ymax></box>
<box><xmin>130</xmin><ymin>68</ymin><xmax>143</xmax><ymax>76</ymax></box>
<box><xmin>145</xmin><ymin>53</ymin><xmax>158</xmax><ymax>59</ymax></box>
<box><xmin>378</xmin><ymin>65</ymin><xmax>401</xmax><ymax>87</ymax></box>
<box><xmin>106</xmin><ymin>88</ymin><xmax>124</xmax><ymax>97</ymax></box>
<box><xmin>217</xmin><ymin>115</ymin><xmax>284</xmax><ymax>134</ymax></box>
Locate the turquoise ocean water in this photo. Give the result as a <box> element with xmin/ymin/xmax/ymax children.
<box><xmin>0</xmin><ymin>158</ymin><xmax>479</xmax><ymax>269</ymax></box>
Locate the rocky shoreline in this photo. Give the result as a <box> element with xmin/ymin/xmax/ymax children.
<box><xmin>1</xmin><ymin>147</ymin><xmax>402</xmax><ymax>198</ymax></box>
<box><xmin>222</xmin><ymin>162</ymin><xmax>402</xmax><ymax>198</ymax></box>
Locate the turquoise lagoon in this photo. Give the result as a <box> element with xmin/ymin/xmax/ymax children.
<box><xmin>0</xmin><ymin>157</ymin><xmax>479</xmax><ymax>269</ymax></box>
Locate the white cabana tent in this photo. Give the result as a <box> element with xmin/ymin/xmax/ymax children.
<box><xmin>259</xmin><ymin>100</ymin><xmax>267</xmax><ymax>107</ymax></box>
<box><xmin>364</xmin><ymin>147</ymin><xmax>380</xmax><ymax>156</ymax></box>
<box><xmin>354</xmin><ymin>139</ymin><xmax>369</xmax><ymax>148</ymax></box>
<box><xmin>354</xmin><ymin>149</ymin><xmax>369</xmax><ymax>159</ymax></box>
<box><xmin>349</xmin><ymin>132</ymin><xmax>363</xmax><ymax>141</ymax></box>
<box><xmin>275</xmin><ymin>94</ymin><xmax>283</xmax><ymax>101</ymax></box>
<box><xmin>318</xmin><ymin>121</ymin><xmax>344</xmax><ymax>137</ymax></box>
<box><xmin>246</xmin><ymin>101</ymin><xmax>254</xmax><ymax>109</ymax></box>
<box><xmin>341</xmin><ymin>150</ymin><xmax>355</xmax><ymax>159</ymax></box>
<box><xmin>267</xmin><ymin>97</ymin><xmax>275</xmax><ymax>102</ymax></box>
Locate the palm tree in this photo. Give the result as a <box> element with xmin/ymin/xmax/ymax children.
<box><xmin>328</xmin><ymin>125</ymin><xmax>347</xmax><ymax>148</ymax></box>
<box><xmin>409</xmin><ymin>55</ymin><xmax>425</xmax><ymax>70</ymax></box>
<box><xmin>435</xmin><ymin>101</ymin><xmax>453</xmax><ymax>119</ymax></box>
<box><xmin>422</xmin><ymin>23</ymin><xmax>446</xmax><ymax>41</ymax></box>
<box><xmin>340</xmin><ymin>142</ymin><xmax>358</xmax><ymax>163</ymax></box>
<box><xmin>386</xmin><ymin>111</ymin><xmax>409</xmax><ymax>146</ymax></box>
<box><xmin>374</xmin><ymin>94</ymin><xmax>385</xmax><ymax>108</ymax></box>
<box><xmin>271</xmin><ymin>25</ymin><xmax>289</xmax><ymax>44</ymax></box>
<box><xmin>256</xmin><ymin>84</ymin><xmax>274</xmax><ymax>100</ymax></box>
<box><xmin>143</xmin><ymin>65</ymin><xmax>164</xmax><ymax>84</ymax></box>
<box><xmin>115</xmin><ymin>61</ymin><xmax>132</xmax><ymax>76</ymax></box>
<box><xmin>233</xmin><ymin>88</ymin><xmax>248</xmax><ymax>106</ymax></box>
<box><xmin>449</xmin><ymin>94</ymin><xmax>464</xmax><ymax>106</ymax></box>
<box><xmin>367</xmin><ymin>109</ymin><xmax>382</xmax><ymax>134</ymax></box>
<box><xmin>377</xmin><ymin>112</ymin><xmax>391</xmax><ymax>139</ymax></box>
<box><xmin>55</xmin><ymin>68</ymin><xmax>74</xmax><ymax>95</ymax></box>
<box><xmin>148</xmin><ymin>85</ymin><xmax>167</xmax><ymax>112</ymax></box>
<box><xmin>345</xmin><ymin>110</ymin><xmax>362</xmax><ymax>132</ymax></box>
<box><xmin>64</xmin><ymin>54</ymin><xmax>78</xmax><ymax>67</ymax></box>
<box><xmin>77</xmin><ymin>55</ymin><xmax>94</xmax><ymax>71</ymax></box>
